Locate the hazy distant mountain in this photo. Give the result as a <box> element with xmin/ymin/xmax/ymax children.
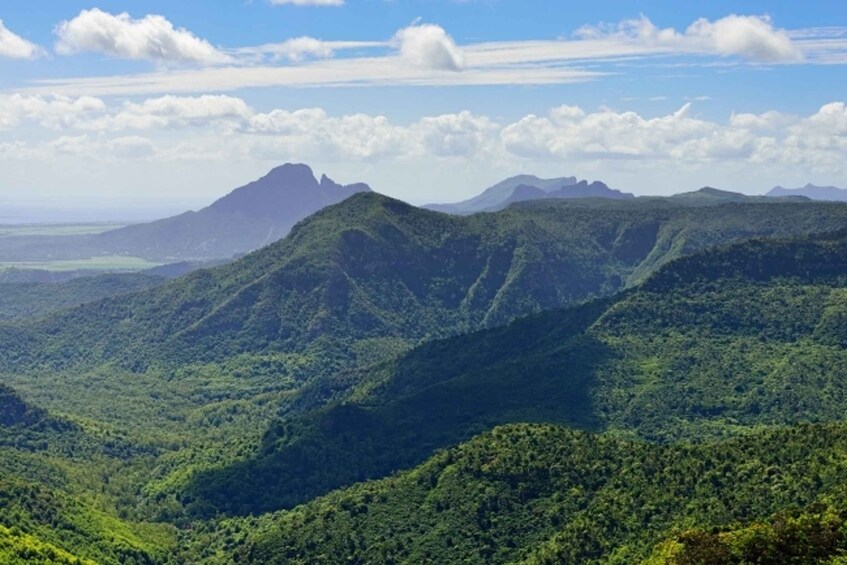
<box><xmin>425</xmin><ymin>174</ymin><xmax>612</xmax><ymax>214</ymax></box>
<box><xmin>493</xmin><ymin>180</ymin><xmax>634</xmax><ymax>211</ymax></box>
<box><xmin>664</xmin><ymin>186</ymin><xmax>812</xmax><ymax>204</ymax></box>
<box><xmin>94</xmin><ymin>163</ymin><xmax>371</xmax><ymax>260</ymax></box>
<box><xmin>767</xmin><ymin>183</ymin><xmax>847</xmax><ymax>201</ymax></box>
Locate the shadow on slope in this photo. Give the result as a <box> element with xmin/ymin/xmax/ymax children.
<box><xmin>184</xmin><ymin>299</ymin><xmax>614</xmax><ymax>515</ymax></box>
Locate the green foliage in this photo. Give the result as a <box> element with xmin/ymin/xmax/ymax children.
<box><xmin>646</xmin><ymin>502</ymin><xmax>847</xmax><ymax>564</ymax></box>
<box><xmin>4</xmin><ymin>195</ymin><xmax>847</xmax><ymax>374</ymax></box>
<box><xmin>185</xmin><ymin>230</ymin><xmax>847</xmax><ymax>514</ymax></box>
<box><xmin>226</xmin><ymin>423</ymin><xmax>847</xmax><ymax>564</ymax></box>
<box><xmin>0</xmin><ymin>477</ymin><xmax>175</xmax><ymax>564</ymax></box>
<box><xmin>0</xmin><ymin>274</ymin><xmax>162</xmax><ymax>321</ymax></box>
<box><xmin>0</xmin><ymin>524</ymin><xmax>96</xmax><ymax>565</ymax></box>
<box><xmin>2</xmin><ymin>197</ymin><xmax>847</xmax><ymax>563</ymax></box>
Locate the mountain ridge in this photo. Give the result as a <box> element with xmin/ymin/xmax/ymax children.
<box><xmin>767</xmin><ymin>183</ymin><xmax>847</xmax><ymax>202</ymax></box>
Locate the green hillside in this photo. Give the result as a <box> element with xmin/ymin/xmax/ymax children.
<box><xmin>4</xmin><ymin>194</ymin><xmax>847</xmax><ymax>375</ymax></box>
<box><xmin>220</xmin><ymin>422</ymin><xmax>847</xmax><ymax>564</ymax></box>
<box><xmin>0</xmin><ymin>274</ymin><xmax>163</xmax><ymax>321</ymax></box>
<box><xmin>1</xmin><ymin>195</ymin><xmax>847</xmax><ymax>562</ymax></box>
<box><xmin>185</xmin><ymin>229</ymin><xmax>847</xmax><ymax>513</ymax></box>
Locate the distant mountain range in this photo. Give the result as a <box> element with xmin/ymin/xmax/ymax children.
<box><xmin>767</xmin><ymin>183</ymin><xmax>847</xmax><ymax>201</ymax></box>
<box><xmin>426</xmin><ymin>174</ymin><xmax>634</xmax><ymax>214</ymax></box>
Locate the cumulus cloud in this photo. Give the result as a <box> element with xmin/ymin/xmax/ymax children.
<box><xmin>498</xmin><ymin>102</ymin><xmax>847</xmax><ymax>175</ymax></box>
<box><xmin>501</xmin><ymin>103</ymin><xmax>713</xmax><ymax>159</ymax></box>
<box><xmin>3</xmin><ymin>92</ymin><xmax>846</xmax><ymax>181</ymax></box>
<box><xmin>269</xmin><ymin>0</ymin><xmax>344</xmax><ymax>5</ymax></box>
<box><xmin>54</xmin><ymin>8</ymin><xmax>230</xmax><ymax>65</ymax></box>
<box><xmin>0</xmin><ymin>94</ymin><xmax>106</xmax><ymax>130</ymax></box>
<box><xmin>97</xmin><ymin>95</ymin><xmax>252</xmax><ymax>130</ymax></box>
<box><xmin>577</xmin><ymin>14</ymin><xmax>802</xmax><ymax>62</ymax></box>
<box><xmin>393</xmin><ymin>23</ymin><xmax>466</xmax><ymax>71</ymax></box>
<box><xmin>686</xmin><ymin>15</ymin><xmax>802</xmax><ymax>62</ymax></box>
<box><xmin>0</xmin><ymin>19</ymin><xmax>43</xmax><ymax>59</ymax></box>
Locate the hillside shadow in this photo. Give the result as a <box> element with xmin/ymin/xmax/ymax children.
<box><xmin>184</xmin><ymin>303</ymin><xmax>615</xmax><ymax>517</ymax></box>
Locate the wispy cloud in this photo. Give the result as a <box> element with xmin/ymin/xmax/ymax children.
<box><xmin>233</xmin><ymin>38</ymin><xmax>383</xmax><ymax>63</ymax></box>
<box><xmin>577</xmin><ymin>14</ymin><xmax>802</xmax><ymax>62</ymax></box>
<box><xmin>7</xmin><ymin>14</ymin><xmax>846</xmax><ymax>96</ymax></box>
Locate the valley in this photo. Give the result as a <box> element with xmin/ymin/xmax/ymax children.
<box><xmin>1</xmin><ymin>173</ymin><xmax>847</xmax><ymax>562</ymax></box>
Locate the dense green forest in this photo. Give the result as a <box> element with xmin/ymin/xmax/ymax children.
<box><xmin>3</xmin><ymin>193</ymin><xmax>847</xmax><ymax>374</ymax></box>
<box><xmin>212</xmin><ymin>423</ymin><xmax>847</xmax><ymax>564</ymax></box>
<box><xmin>183</xmin><ymin>229</ymin><xmax>847</xmax><ymax>514</ymax></box>
<box><xmin>0</xmin><ymin>274</ymin><xmax>163</xmax><ymax>321</ymax></box>
<box><xmin>2</xmin><ymin>195</ymin><xmax>847</xmax><ymax>563</ymax></box>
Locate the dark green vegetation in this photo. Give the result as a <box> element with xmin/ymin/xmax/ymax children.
<box><xmin>183</xmin><ymin>228</ymin><xmax>847</xmax><ymax>514</ymax></box>
<box><xmin>0</xmin><ymin>274</ymin><xmax>162</xmax><ymax>321</ymax></box>
<box><xmin>223</xmin><ymin>423</ymin><xmax>847</xmax><ymax>564</ymax></box>
<box><xmin>1</xmin><ymin>193</ymin><xmax>847</xmax><ymax>563</ymax></box>
<box><xmin>0</xmin><ymin>383</ymin><xmax>176</xmax><ymax>564</ymax></box>
<box><xmin>4</xmin><ymin>192</ymin><xmax>847</xmax><ymax>374</ymax></box>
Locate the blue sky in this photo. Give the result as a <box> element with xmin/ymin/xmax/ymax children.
<box><xmin>1</xmin><ymin>0</ymin><xmax>846</xmax><ymax>213</ymax></box>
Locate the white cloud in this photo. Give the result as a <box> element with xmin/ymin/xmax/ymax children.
<box><xmin>54</xmin><ymin>8</ymin><xmax>230</xmax><ymax>65</ymax></box>
<box><xmin>577</xmin><ymin>14</ymin><xmax>802</xmax><ymax>62</ymax></box>
<box><xmin>686</xmin><ymin>15</ymin><xmax>802</xmax><ymax>62</ymax></box>
<box><xmin>28</xmin><ymin>13</ymin><xmax>836</xmax><ymax>97</ymax></box>
<box><xmin>501</xmin><ymin>103</ymin><xmax>713</xmax><ymax>159</ymax></box>
<box><xmin>95</xmin><ymin>95</ymin><xmax>252</xmax><ymax>130</ymax></box>
<box><xmin>3</xmin><ymin>98</ymin><xmax>847</xmax><ymax>200</ymax></box>
<box><xmin>0</xmin><ymin>19</ymin><xmax>43</xmax><ymax>59</ymax></box>
<box><xmin>415</xmin><ymin>111</ymin><xmax>497</xmax><ymax>157</ymax></box>
<box><xmin>393</xmin><ymin>23</ymin><xmax>466</xmax><ymax>71</ymax></box>
<box><xmin>0</xmin><ymin>94</ymin><xmax>106</xmax><ymax>130</ymax></box>
<box><xmin>2</xmin><ymin>91</ymin><xmax>845</xmax><ymax>180</ymax></box>
<box><xmin>234</xmin><ymin>38</ymin><xmax>382</xmax><ymax>63</ymax></box>
<box><xmin>269</xmin><ymin>0</ymin><xmax>344</xmax><ymax>5</ymax></box>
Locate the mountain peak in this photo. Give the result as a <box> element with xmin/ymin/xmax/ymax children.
<box><xmin>263</xmin><ymin>163</ymin><xmax>319</xmax><ymax>187</ymax></box>
<box><xmin>683</xmin><ymin>187</ymin><xmax>745</xmax><ymax>198</ymax></box>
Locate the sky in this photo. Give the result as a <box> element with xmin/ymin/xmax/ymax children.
<box><xmin>1</xmin><ymin>0</ymin><xmax>846</xmax><ymax>216</ymax></box>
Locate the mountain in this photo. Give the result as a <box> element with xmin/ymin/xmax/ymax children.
<box><xmin>5</xmin><ymin>194</ymin><xmax>847</xmax><ymax>374</ymax></box>
<box><xmin>492</xmin><ymin>180</ymin><xmax>634</xmax><ymax>211</ymax></box>
<box><xmin>768</xmin><ymin>183</ymin><xmax>847</xmax><ymax>201</ymax></box>
<box><xmin>183</xmin><ymin>228</ymin><xmax>847</xmax><ymax>514</ymax></box>
<box><xmin>94</xmin><ymin>163</ymin><xmax>371</xmax><ymax>261</ymax></box>
<box><xmin>426</xmin><ymin>174</ymin><xmax>633</xmax><ymax>214</ymax></box>
<box><xmin>0</xmin><ymin>163</ymin><xmax>372</xmax><ymax>264</ymax></box>
<box><xmin>221</xmin><ymin>422</ymin><xmax>847</xmax><ymax>564</ymax></box>
<box><xmin>4</xmin><ymin>192</ymin><xmax>847</xmax><ymax>561</ymax></box>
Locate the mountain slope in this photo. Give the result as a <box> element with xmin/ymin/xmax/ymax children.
<box><xmin>768</xmin><ymin>183</ymin><xmax>847</xmax><ymax>201</ymax></box>
<box><xmin>5</xmin><ymin>194</ymin><xmax>847</xmax><ymax>373</ymax></box>
<box><xmin>223</xmin><ymin>422</ymin><xmax>847</xmax><ymax>565</ymax></box>
<box><xmin>0</xmin><ymin>273</ymin><xmax>162</xmax><ymax>321</ymax></box>
<box><xmin>185</xmin><ymin>229</ymin><xmax>847</xmax><ymax>513</ymax></box>
<box><xmin>0</xmin><ymin>164</ymin><xmax>371</xmax><ymax>264</ymax></box>
<box><xmin>94</xmin><ymin>163</ymin><xmax>371</xmax><ymax>260</ymax></box>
